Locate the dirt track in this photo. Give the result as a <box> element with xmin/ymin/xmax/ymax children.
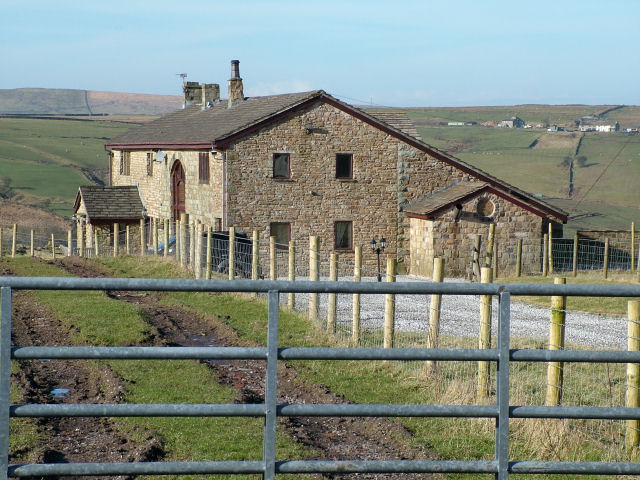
<box><xmin>8</xmin><ymin>257</ymin><xmax>439</xmax><ymax>479</ymax></box>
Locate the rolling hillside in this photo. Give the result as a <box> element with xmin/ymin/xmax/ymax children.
<box><xmin>0</xmin><ymin>88</ymin><xmax>181</xmax><ymax>115</ymax></box>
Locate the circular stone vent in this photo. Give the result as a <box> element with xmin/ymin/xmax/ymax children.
<box><xmin>476</xmin><ymin>197</ymin><xmax>496</xmax><ymax>217</ymax></box>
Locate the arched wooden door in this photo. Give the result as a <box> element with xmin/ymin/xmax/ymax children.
<box><xmin>171</xmin><ymin>160</ymin><xmax>185</xmax><ymax>221</ymax></box>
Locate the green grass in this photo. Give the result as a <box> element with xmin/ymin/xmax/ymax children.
<box><xmin>93</xmin><ymin>256</ymin><xmax>640</xmax><ymax>480</ymax></box>
<box><xmin>4</xmin><ymin>257</ymin><xmax>313</xmax><ymax>479</ymax></box>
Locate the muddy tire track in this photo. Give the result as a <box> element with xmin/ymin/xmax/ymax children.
<box><xmin>4</xmin><ymin>264</ymin><xmax>163</xmax><ymax>479</ymax></box>
<box><xmin>56</xmin><ymin>257</ymin><xmax>439</xmax><ymax>480</ymax></box>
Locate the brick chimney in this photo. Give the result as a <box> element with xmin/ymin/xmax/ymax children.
<box><xmin>227</xmin><ymin>60</ymin><xmax>244</xmax><ymax>108</ymax></box>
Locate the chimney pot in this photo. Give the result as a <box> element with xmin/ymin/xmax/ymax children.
<box><xmin>230</xmin><ymin>60</ymin><xmax>240</xmax><ymax>79</ymax></box>
<box><xmin>228</xmin><ymin>60</ymin><xmax>244</xmax><ymax>108</ymax></box>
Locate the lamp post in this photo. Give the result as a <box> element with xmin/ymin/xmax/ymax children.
<box><xmin>370</xmin><ymin>237</ymin><xmax>386</xmax><ymax>282</ymax></box>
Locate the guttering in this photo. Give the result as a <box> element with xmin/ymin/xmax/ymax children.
<box><xmin>221</xmin><ymin>150</ymin><xmax>227</xmax><ymax>230</ymax></box>
<box><xmin>104</xmin><ymin>142</ymin><xmax>212</xmax><ymax>150</ymax></box>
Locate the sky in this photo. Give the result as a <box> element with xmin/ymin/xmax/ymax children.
<box><xmin>2</xmin><ymin>1</ymin><xmax>639</xmax><ymax>107</ymax></box>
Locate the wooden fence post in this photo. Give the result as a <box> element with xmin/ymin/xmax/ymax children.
<box><xmin>30</xmin><ymin>230</ymin><xmax>34</xmax><ymax>257</ymax></box>
<box><xmin>140</xmin><ymin>218</ymin><xmax>146</xmax><ymax>257</ymax></box>
<box><xmin>309</xmin><ymin>236</ymin><xmax>319</xmax><ymax>324</ymax></box>
<box><xmin>195</xmin><ymin>223</ymin><xmax>203</xmax><ymax>279</ymax></box>
<box><xmin>477</xmin><ymin>267</ymin><xmax>493</xmax><ymax>403</ymax></box>
<box><xmin>485</xmin><ymin>223</ymin><xmax>495</xmax><ymax>268</ymax></box>
<box><xmin>632</xmin><ymin>222</ymin><xmax>636</xmax><ymax>273</ymax></box>
<box><xmin>113</xmin><ymin>223</ymin><xmax>119</xmax><ymax>257</ymax></box>
<box><xmin>206</xmin><ymin>226</ymin><xmax>212</xmax><ymax>280</ymax></box>
<box><xmin>153</xmin><ymin>219</ymin><xmax>158</xmax><ymax>256</ymax></box>
<box><xmin>250</xmin><ymin>230</ymin><xmax>259</xmax><ymax>297</ymax></box>
<box><xmin>425</xmin><ymin>257</ymin><xmax>444</xmax><ymax>374</ymax></box>
<box><xmin>542</xmin><ymin>233</ymin><xmax>548</xmax><ymax>277</ymax></box>
<box><xmin>179</xmin><ymin>214</ymin><xmax>187</xmax><ymax>267</ymax></box>
<box><xmin>164</xmin><ymin>219</ymin><xmax>169</xmax><ymax>258</ymax></box>
<box><xmin>190</xmin><ymin>221</ymin><xmax>196</xmax><ymax>271</ymax></box>
<box><xmin>493</xmin><ymin>234</ymin><xmax>498</xmax><ymax>279</ymax></box>
<box><xmin>546</xmin><ymin>277</ymin><xmax>567</xmax><ymax>406</ymax></box>
<box><xmin>67</xmin><ymin>229</ymin><xmax>72</xmax><ymax>257</ymax></box>
<box><xmin>228</xmin><ymin>226</ymin><xmax>235</xmax><ymax>280</ymax></box>
<box><xmin>288</xmin><ymin>240</ymin><xmax>295</xmax><ymax>308</ymax></box>
<box><xmin>269</xmin><ymin>236</ymin><xmax>276</xmax><ymax>280</ymax></box>
<box><xmin>0</xmin><ymin>227</ymin><xmax>3</xmax><ymax>258</ymax></box>
<box><xmin>603</xmin><ymin>237</ymin><xmax>610</xmax><ymax>279</ymax></box>
<box><xmin>125</xmin><ymin>225</ymin><xmax>130</xmax><ymax>255</ymax></box>
<box><xmin>51</xmin><ymin>234</ymin><xmax>55</xmax><ymax>259</ymax></box>
<box><xmin>77</xmin><ymin>222</ymin><xmax>84</xmax><ymax>258</ymax></box>
<box><xmin>548</xmin><ymin>222</ymin><xmax>554</xmax><ymax>275</ymax></box>
<box><xmin>352</xmin><ymin>245</ymin><xmax>362</xmax><ymax>345</ymax></box>
<box><xmin>12</xmin><ymin>224</ymin><xmax>17</xmax><ymax>258</ymax></box>
<box><xmin>572</xmin><ymin>232</ymin><xmax>579</xmax><ymax>277</ymax></box>
<box><xmin>516</xmin><ymin>239</ymin><xmax>522</xmax><ymax>277</ymax></box>
<box><xmin>94</xmin><ymin>230</ymin><xmax>99</xmax><ymax>257</ymax></box>
<box><xmin>383</xmin><ymin>256</ymin><xmax>397</xmax><ymax>349</ymax></box>
<box><xmin>175</xmin><ymin>219</ymin><xmax>181</xmax><ymax>263</ymax></box>
<box><xmin>472</xmin><ymin>234</ymin><xmax>481</xmax><ymax>281</ymax></box>
<box><xmin>327</xmin><ymin>253</ymin><xmax>338</xmax><ymax>333</ymax></box>
<box><xmin>626</xmin><ymin>300</ymin><xmax>640</xmax><ymax>454</ymax></box>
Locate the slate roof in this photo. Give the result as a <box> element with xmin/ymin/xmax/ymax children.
<box><xmin>107</xmin><ymin>91</ymin><xmax>324</xmax><ymax>146</ymax></box>
<box><xmin>104</xmin><ymin>89</ymin><xmax>568</xmax><ymax>222</ymax></box>
<box><xmin>364</xmin><ymin>109</ymin><xmax>422</xmax><ymax>140</ymax></box>
<box><xmin>405</xmin><ymin>182</ymin><xmax>488</xmax><ymax>216</ymax></box>
<box><xmin>74</xmin><ymin>186</ymin><xmax>144</xmax><ymax>221</ymax></box>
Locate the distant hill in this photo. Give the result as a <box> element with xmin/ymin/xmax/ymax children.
<box><xmin>0</xmin><ymin>88</ymin><xmax>182</xmax><ymax>115</ymax></box>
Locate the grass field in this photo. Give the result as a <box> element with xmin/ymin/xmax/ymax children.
<box><xmin>0</xmin><ymin>117</ymin><xmax>139</xmax><ymax>217</ymax></box>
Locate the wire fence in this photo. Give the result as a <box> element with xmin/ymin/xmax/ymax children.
<box><xmin>2</xmin><ymin>221</ymin><xmax>640</xmax><ymax>461</ymax></box>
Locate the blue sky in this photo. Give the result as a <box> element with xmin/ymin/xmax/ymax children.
<box><xmin>2</xmin><ymin>1</ymin><xmax>639</xmax><ymax>107</ymax></box>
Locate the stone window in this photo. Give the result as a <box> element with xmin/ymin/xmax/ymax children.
<box><xmin>334</xmin><ymin>221</ymin><xmax>353</xmax><ymax>250</ymax></box>
<box><xmin>120</xmin><ymin>151</ymin><xmax>130</xmax><ymax>176</ymax></box>
<box><xmin>199</xmin><ymin>152</ymin><xmax>210</xmax><ymax>184</ymax></box>
<box><xmin>273</xmin><ymin>153</ymin><xmax>290</xmax><ymax>179</ymax></box>
<box><xmin>146</xmin><ymin>152</ymin><xmax>153</xmax><ymax>177</ymax></box>
<box><xmin>270</xmin><ymin>222</ymin><xmax>290</xmax><ymax>249</ymax></box>
<box><xmin>477</xmin><ymin>197</ymin><xmax>496</xmax><ymax>217</ymax></box>
<box><xmin>336</xmin><ymin>153</ymin><xmax>353</xmax><ymax>179</ymax></box>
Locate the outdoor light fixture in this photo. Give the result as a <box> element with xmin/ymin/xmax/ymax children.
<box><xmin>370</xmin><ymin>236</ymin><xmax>386</xmax><ymax>282</ymax></box>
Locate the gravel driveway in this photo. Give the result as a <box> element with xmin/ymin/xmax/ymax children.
<box><xmin>285</xmin><ymin>275</ymin><xmax>627</xmax><ymax>350</ymax></box>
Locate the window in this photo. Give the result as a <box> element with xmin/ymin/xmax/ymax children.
<box><xmin>270</xmin><ymin>222</ymin><xmax>291</xmax><ymax>249</ymax></box>
<box><xmin>120</xmin><ymin>151</ymin><xmax>130</xmax><ymax>176</ymax></box>
<box><xmin>335</xmin><ymin>153</ymin><xmax>353</xmax><ymax>179</ymax></box>
<box><xmin>334</xmin><ymin>221</ymin><xmax>353</xmax><ymax>250</ymax></box>
<box><xmin>146</xmin><ymin>152</ymin><xmax>153</xmax><ymax>177</ymax></box>
<box><xmin>273</xmin><ymin>153</ymin><xmax>290</xmax><ymax>179</ymax></box>
<box><xmin>199</xmin><ymin>152</ymin><xmax>210</xmax><ymax>184</ymax></box>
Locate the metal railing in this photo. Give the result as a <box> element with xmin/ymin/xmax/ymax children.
<box><xmin>2</xmin><ymin>277</ymin><xmax>640</xmax><ymax>479</ymax></box>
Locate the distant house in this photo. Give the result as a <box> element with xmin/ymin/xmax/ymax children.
<box><xmin>578</xmin><ymin>118</ymin><xmax>620</xmax><ymax>132</ymax></box>
<box><xmin>497</xmin><ymin>116</ymin><xmax>525</xmax><ymax>128</ymax></box>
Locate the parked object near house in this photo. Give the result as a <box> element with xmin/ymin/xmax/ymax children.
<box><xmin>103</xmin><ymin>60</ymin><xmax>567</xmax><ymax>276</ymax></box>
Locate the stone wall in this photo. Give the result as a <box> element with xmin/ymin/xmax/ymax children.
<box><xmin>110</xmin><ymin>150</ymin><xmax>224</xmax><ymax>226</ymax></box>
<box><xmin>577</xmin><ymin>230</ymin><xmax>638</xmax><ymax>251</ymax></box>
<box><xmin>409</xmin><ymin>191</ymin><xmax>544</xmax><ymax>277</ymax></box>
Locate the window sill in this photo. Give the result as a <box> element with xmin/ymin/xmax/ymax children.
<box><xmin>334</xmin><ymin>248</ymin><xmax>354</xmax><ymax>253</ymax></box>
<box><xmin>273</xmin><ymin>178</ymin><xmax>294</xmax><ymax>182</ymax></box>
<box><xmin>199</xmin><ymin>181</ymin><xmax>210</xmax><ymax>185</ymax></box>
<box><xmin>337</xmin><ymin>178</ymin><xmax>356</xmax><ymax>182</ymax></box>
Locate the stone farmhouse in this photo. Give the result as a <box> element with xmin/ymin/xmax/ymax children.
<box><xmin>103</xmin><ymin>60</ymin><xmax>567</xmax><ymax>276</ymax></box>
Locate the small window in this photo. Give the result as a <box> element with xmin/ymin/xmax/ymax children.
<box><xmin>334</xmin><ymin>221</ymin><xmax>353</xmax><ymax>250</ymax></box>
<box><xmin>336</xmin><ymin>153</ymin><xmax>353</xmax><ymax>179</ymax></box>
<box><xmin>120</xmin><ymin>151</ymin><xmax>130</xmax><ymax>176</ymax></box>
<box><xmin>199</xmin><ymin>152</ymin><xmax>210</xmax><ymax>184</ymax></box>
<box><xmin>146</xmin><ymin>152</ymin><xmax>153</xmax><ymax>177</ymax></box>
<box><xmin>273</xmin><ymin>153</ymin><xmax>290</xmax><ymax>179</ymax></box>
<box><xmin>270</xmin><ymin>222</ymin><xmax>291</xmax><ymax>249</ymax></box>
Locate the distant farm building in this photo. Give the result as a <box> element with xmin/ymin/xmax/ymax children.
<box><xmin>578</xmin><ymin>117</ymin><xmax>620</xmax><ymax>132</ymax></box>
<box><xmin>497</xmin><ymin>116</ymin><xmax>525</xmax><ymax>128</ymax></box>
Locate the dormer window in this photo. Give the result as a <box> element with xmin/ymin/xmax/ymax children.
<box><xmin>273</xmin><ymin>153</ymin><xmax>290</xmax><ymax>179</ymax></box>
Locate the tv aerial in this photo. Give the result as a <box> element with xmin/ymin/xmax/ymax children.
<box><xmin>176</xmin><ymin>73</ymin><xmax>187</xmax><ymax>85</ymax></box>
